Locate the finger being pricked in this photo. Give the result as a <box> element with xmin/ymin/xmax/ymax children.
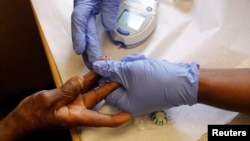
<box><xmin>80</xmin><ymin>71</ymin><xmax>101</xmax><ymax>93</ymax></box>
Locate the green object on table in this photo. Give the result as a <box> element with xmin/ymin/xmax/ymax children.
<box><xmin>151</xmin><ymin>111</ymin><xmax>168</xmax><ymax>125</ymax></box>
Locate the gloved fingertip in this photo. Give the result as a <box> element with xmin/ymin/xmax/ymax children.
<box><xmin>93</xmin><ymin>60</ymin><xmax>105</xmax><ymax>67</ymax></box>
<box><xmin>71</xmin><ymin>34</ymin><xmax>86</xmax><ymax>55</ymax></box>
<box><xmin>102</xmin><ymin>21</ymin><xmax>116</xmax><ymax>31</ymax></box>
<box><xmin>92</xmin><ymin>61</ymin><xmax>109</xmax><ymax>76</ymax></box>
<box><xmin>75</xmin><ymin>47</ymin><xmax>84</xmax><ymax>55</ymax></box>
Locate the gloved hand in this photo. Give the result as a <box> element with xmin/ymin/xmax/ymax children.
<box><xmin>71</xmin><ymin>0</ymin><xmax>120</xmax><ymax>69</ymax></box>
<box><xmin>92</xmin><ymin>53</ymin><xmax>200</xmax><ymax>116</ymax></box>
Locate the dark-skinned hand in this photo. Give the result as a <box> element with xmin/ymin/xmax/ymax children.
<box><xmin>0</xmin><ymin>71</ymin><xmax>131</xmax><ymax>141</ymax></box>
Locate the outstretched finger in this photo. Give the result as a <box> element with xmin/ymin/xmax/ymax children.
<box><xmin>82</xmin><ymin>81</ymin><xmax>120</xmax><ymax>109</ymax></box>
<box><xmin>80</xmin><ymin>111</ymin><xmax>131</xmax><ymax>127</ymax></box>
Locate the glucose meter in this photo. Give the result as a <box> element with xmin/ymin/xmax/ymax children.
<box><xmin>109</xmin><ymin>0</ymin><xmax>159</xmax><ymax>48</ymax></box>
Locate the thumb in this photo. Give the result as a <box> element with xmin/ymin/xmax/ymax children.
<box><xmin>92</xmin><ymin>60</ymin><xmax>125</xmax><ymax>84</ymax></box>
<box><xmin>92</xmin><ymin>53</ymin><xmax>147</xmax><ymax>79</ymax></box>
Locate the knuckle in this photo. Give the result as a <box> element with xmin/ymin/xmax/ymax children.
<box><xmin>62</xmin><ymin>75</ymin><xmax>84</xmax><ymax>93</ymax></box>
<box><xmin>34</xmin><ymin>90</ymin><xmax>52</xmax><ymax>107</ymax></box>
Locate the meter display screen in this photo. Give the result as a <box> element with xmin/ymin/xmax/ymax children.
<box><xmin>118</xmin><ymin>9</ymin><xmax>145</xmax><ymax>30</ymax></box>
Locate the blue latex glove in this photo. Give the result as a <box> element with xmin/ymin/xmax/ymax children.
<box><xmin>71</xmin><ymin>0</ymin><xmax>120</xmax><ymax>69</ymax></box>
<box><xmin>93</xmin><ymin>53</ymin><xmax>200</xmax><ymax>116</ymax></box>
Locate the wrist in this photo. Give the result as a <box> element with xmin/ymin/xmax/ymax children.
<box><xmin>0</xmin><ymin>107</ymin><xmax>33</xmax><ymax>141</ymax></box>
<box><xmin>167</xmin><ymin>62</ymin><xmax>200</xmax><ymax>107</ymax></box>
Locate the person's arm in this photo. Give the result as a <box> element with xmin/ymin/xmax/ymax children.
<box><xmin>92</xmin><ymin>53</ymin><xmax>250</xmax><ymax>116</ymax></box>
<box><xmin>0</xmin><ymin>110</ymin><xmax>30</xmax><ymax>141</ymax></box>
<box><xmin>198</xmin><ymin>68</ymin><xmax>250</xmax><ymax>113</ymax></box>
<box><xmin>0</xmin><ymin>71</ymin><xmax>131</xmax><ymax>141</ymax></box>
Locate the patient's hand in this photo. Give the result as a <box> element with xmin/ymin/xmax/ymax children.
<box><xmin>0</xmin><ymin>71</ymin><xmax>131</xmax><ymax>141</ymax></box>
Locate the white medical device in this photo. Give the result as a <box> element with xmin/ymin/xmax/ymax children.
<box><xmin>109</xmin><ymin>0</ymin><xmax>159</xmax><ymax>48</ymax></box>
